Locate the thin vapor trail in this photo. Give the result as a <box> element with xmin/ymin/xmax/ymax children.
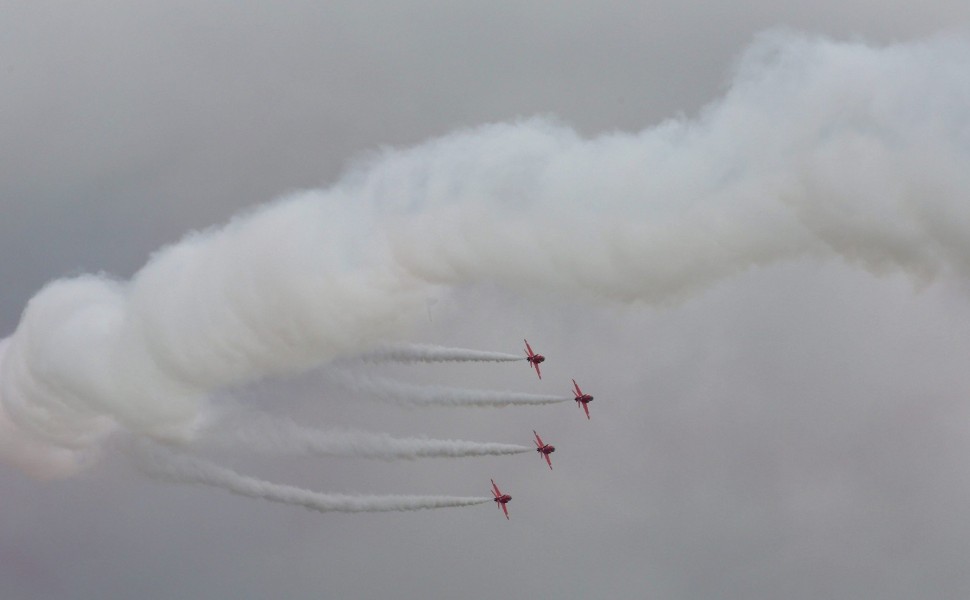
<box><xmin>200</xmin><ymin>411</ymin><xmax>531</xmax><ymax>458</ymax></box>
<box><xmin>129</xmin><ymin>441</ymin><xmax>492</xmax><ymax>513</ymax></box>
<box><xmin>331</xmin><ymin>373</ymin><xmax>571</xmax><ymax>407</ymax></box>
<box><xmin>359</xmin><ymin>343</ymin><xmax>525</xmax><ymax>364</ymax></box>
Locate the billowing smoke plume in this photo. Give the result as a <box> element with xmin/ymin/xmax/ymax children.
<box><xmin>2</xmin><ymin>32</ymin><xmax>970</xmax><ymax>477</ymax></box>
<box><xmin>131</xmin><ymin>441</ymin><xmax>491</xmax><ymax>513</ymax></box>
<box><xmin>357</xmin><ymin>343</ymin><xmax>524</xmax><ymax>364</ymax></box>
<box><xmin>330</xmin><ymin>372</ymin><xmax>571</xmax><ymax>407</ymax></box>
<box><xmin>200</xmin><ymin>410</ymin><xmax>531</xmax><ymax>459</ymax></box>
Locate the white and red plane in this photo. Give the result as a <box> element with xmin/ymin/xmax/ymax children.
<box><xmin>524</xmin><ymin>339</ymin><xmax>545</xmax><ymax>379</ymax></box>
<box><xmin>533</xmin><ymin>430</ymin><xmax>555</xmax><ymax>470</ymax></box>
<box><xmin>572</xmin><ymin>378</ymin><xmax>594</xmax><ymax>419</ymax></box>
<box><xmin>491</xmin><ymin>479</ymin><xmax>512</xmax><ymax>519</ymax></box>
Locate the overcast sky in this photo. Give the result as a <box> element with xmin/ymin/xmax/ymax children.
<box><xmin>4</xmin><ymin>2</ymin><xmax>970</xmax><ymax>599</ymax></box>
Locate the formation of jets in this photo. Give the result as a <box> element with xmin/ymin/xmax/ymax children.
<box><xmin>491</xmin><ymin>339</ymin><xmax>596</xmax><ymax>519</ymax></box>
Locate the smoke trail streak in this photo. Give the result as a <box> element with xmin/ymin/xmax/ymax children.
<box><xmin>358</xmin><ymin>343</ymin><xmax>524</xmax><ymax>364</ymax></box>
<box><xmin>331</xmin><ymin>372</ymin><xmax>571</xmax><ymax>407</ymax></box>
<box><xmin>200</xmin><ymin>410</ymin><xmax>531</xmax><ymax>458</ymax></box>
<box><xmin>129</xmin><ymin>440</ymin><xmax>492</xmax><ymax>513</ymax></box>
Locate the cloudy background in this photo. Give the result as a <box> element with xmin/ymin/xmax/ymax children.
<box><xmin>4</xmin><ymin>2</ymin><xmax>970</xmax><ymax>599</ymax></box>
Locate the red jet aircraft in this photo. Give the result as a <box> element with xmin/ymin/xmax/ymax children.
<box><xmin>533</xmin><ymin>430</ymin><xmax>555</xmax><ymax>470</ymax></box>
<box><xmin>572</xmin><ymin>379</ymin><xmax>594</xmax><ymax>419</ymax></box>
<box><xmin>524</xmin><ymin>339</ymin><xmax>545</xmax><ymax>379</ymax></box>
<box><xmin>491</xmin><ymin>479</ymin><xmax>512</xmax><ymax>519</ymax></box>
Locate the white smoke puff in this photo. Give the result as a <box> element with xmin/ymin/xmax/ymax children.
<box><xmin>352</xmin><ymin>32</ymin><xmax>970</xmax><ymax>300</ymax></box>
<box><xmin>126</xmin><ymin>194</ymin><xmax>429</xmax><ymax>389</ymax></box>
<box><xmin>0</xmin><ymin>195</ymin><xmax>432</xmax><ymax>470</ymax></box>
<box><xmin>0</xmin><ymin>280</ymin><xmax>126</xmax><ymax>449</ymax></box>
<box><xmin>352</xmin><ymin>117</ymin><xmax>819</xmax><ymax>302</ymax></box>
<box><xmin>0</xmin><ymin>406</ymin><xmax>88</xmax><ymax>479</ymax></box>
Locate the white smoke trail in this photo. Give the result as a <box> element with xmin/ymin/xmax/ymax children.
<box><xmin>358</xmin><ymin>343</ymin><xmax>524</xmax><ymax>364</ymax></box>
<box><xmin>3</xmin><ymin>32</ymin><xmax>970</xmax><ymax>475</ymax></box>
<box><xmin>331</xmin><ymin>373</ymin><xmax>571</xmax><ymax>407</ymax></box>
<box><xmin>129</xmin><ymin>441</ymin><xmax>492</xmax><ymax>513</ymax></box>
<box><xmin>200</xmin><ymin>410</ymin><xmax>531</xmax><ymax>458</ymax></box>
<box><xmin>358</xmin><ymin>32</ymin><xmax>970</xmax><ymax>301</ymax></box>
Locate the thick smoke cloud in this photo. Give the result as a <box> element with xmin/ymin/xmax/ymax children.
<box><xmin>361</xmin><ymin>33</ymin><xmax>970</xmax><ymax>301</ymax></box>
<box><xmin>1</xmin><ymin>32</ymin><xmax>969</xmax><ymax>478</ymax></box>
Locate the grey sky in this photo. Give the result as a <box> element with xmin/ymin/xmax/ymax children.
<box><xmin>3</xmin><ymin>2</ymin><xmax>970</xmax><ymax>599</ymax></box>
